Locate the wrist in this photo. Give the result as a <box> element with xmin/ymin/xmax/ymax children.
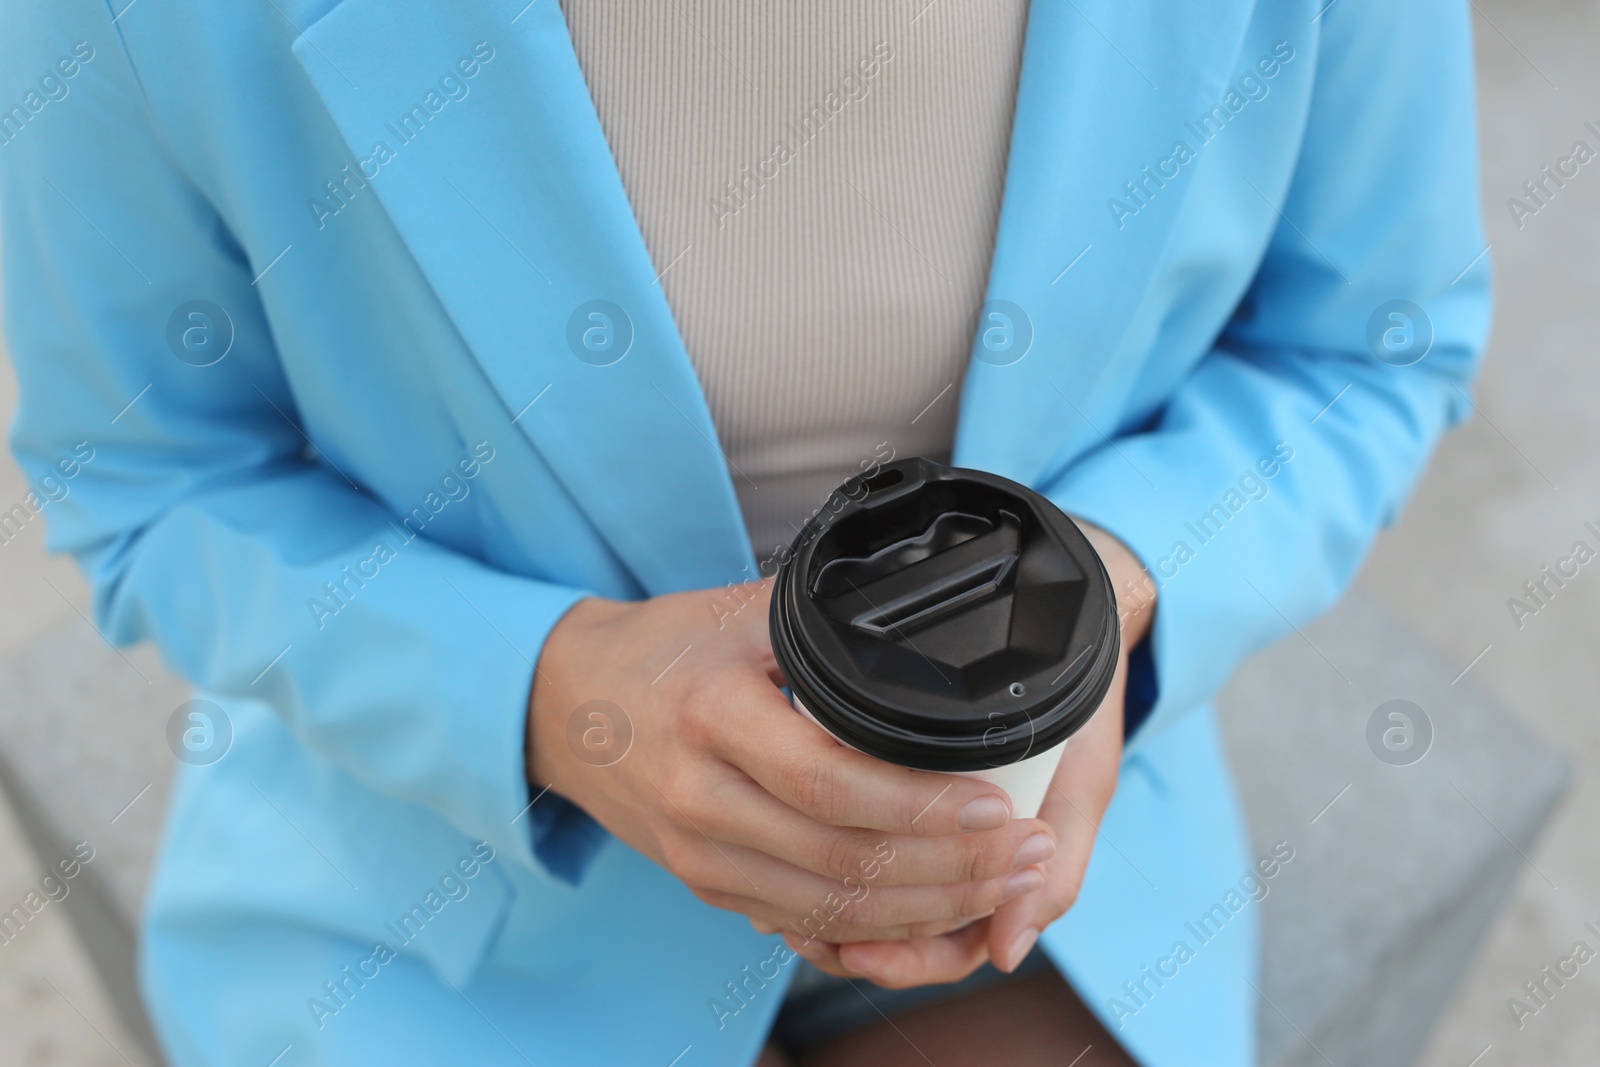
<box><xmin>526</xmin><ymin>595</ymin><xmax>628</xmax><ymax>790</ymax></box>
<box><xmin>1072</xmin><ymin>519</ymin><xmax>1157</xmax><ymax>649</ymax></box>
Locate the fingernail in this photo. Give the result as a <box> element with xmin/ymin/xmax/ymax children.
<box><xmin>959</xmin><ymin>795</ymin><xmax>1011</xmax><ymax>831</ymax></box>
<box><xmin>844</xmin><ymin>953</ymin><xmax>883</xmax><ymax>985</ymax></box>
<box><xmin>1004</xmin><ymin>927</ymin><xmax>1040</xmax><ymax>972</ymax></box>
<box><xmin>1002</xmin><ymin>867</ymin><xmax>1044</xmax><ymax>902</ymax></box>
<box><xmin>1012</xmin><ymin>832</ymin><xmax>1055</xmax><ymax>868</ymax></box>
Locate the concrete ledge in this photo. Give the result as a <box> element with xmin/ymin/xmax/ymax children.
<box><xmin>1217</xmin><ymin>586</ymin><xmax>1570</xmax><ymax>1067</ymax></box>
<box><xmin>0</xmin><ymin>621</ymin><xmax>180</xmax><ymax>1066</ymax></box>
<box><xmin>0</xmin><ymin>586</ymin><xmax>1572</xmax><ymax>1066</ymax></box>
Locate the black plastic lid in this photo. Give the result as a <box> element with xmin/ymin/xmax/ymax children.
<box><xmin>769</xmin><ymin>457</ymin><xmax>1120</xmax><ymax>773</ymax></box>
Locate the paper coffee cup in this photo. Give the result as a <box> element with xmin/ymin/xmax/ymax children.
<box><xmin>770</xmin><ymin>458</ymin><xmax>1118</xmax><ymax>820</ymax></box>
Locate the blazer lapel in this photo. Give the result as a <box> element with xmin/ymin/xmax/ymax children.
<box><xmin>290</xmin><ymin>0</ymin><xmax>1262</xmax><ymax>588</ymax></box>
<box><xmin>292</xmin><ymin>0</ymin><xmax>756</xmax><ymax>595</ymax></box>
<box><xmin>955</xmin><ymin>0</ymin><xmax>1260</xmax><ymax>488</ymax></box>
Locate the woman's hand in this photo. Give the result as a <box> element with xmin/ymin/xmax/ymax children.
<box><xmin>796</xmin><ymin>520</ymin><xmax>1156</xmax><ymax>986</ymax></box>
<box><xmin>527</xmin><ymin>580</ymin><xmax>1057</xmax><ymax>943</ymax></box>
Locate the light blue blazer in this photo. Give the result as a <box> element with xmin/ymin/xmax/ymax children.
<box><xmin>2</xmin><ymin>0</ymin><xmax>1489</xmax><ymax>1064</ymax></box>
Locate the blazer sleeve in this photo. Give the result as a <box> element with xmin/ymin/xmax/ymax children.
<box><xmin>1</xmin><ymin>0</ymin><xmax>603</xmax><ymax>886</ymax></box>
<box><xmin>1042</xmin><ymin>0</ymin><xmax>1493</xmax><ymax>747</ymax></box>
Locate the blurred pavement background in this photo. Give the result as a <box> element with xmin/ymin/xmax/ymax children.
<box><xmin>1</xmin><ymin>1</ymin><xmax>1597</xmax><ymax>1063</ymax></box>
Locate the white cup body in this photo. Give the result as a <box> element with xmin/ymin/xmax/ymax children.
<box><xmin>791</xmin><ymin>695</ymin><xmax>1067</xmax><ymax>819</ymax></box>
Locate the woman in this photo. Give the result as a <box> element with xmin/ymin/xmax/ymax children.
<box><xmin>1</xmin><ymin>0</ymin><xmax>1488</xmax><ymax>1064</ymax></box>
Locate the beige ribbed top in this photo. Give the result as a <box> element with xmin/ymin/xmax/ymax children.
<box><xmin>560</xmin><ymin>1</ymin><xmax>1030</xmax><ymax>561</ymax></box>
